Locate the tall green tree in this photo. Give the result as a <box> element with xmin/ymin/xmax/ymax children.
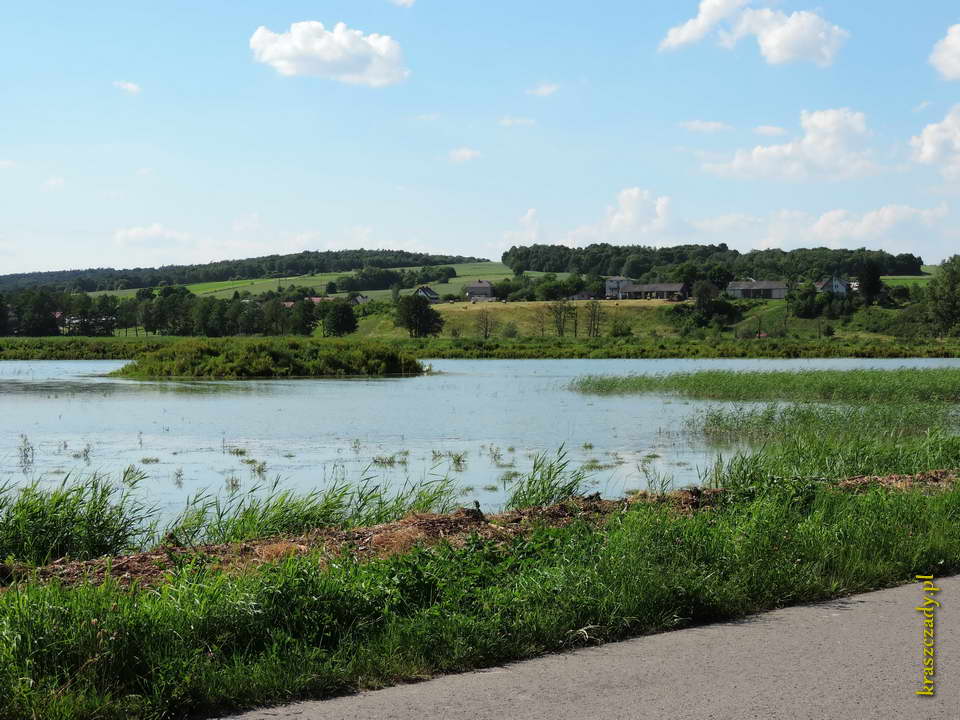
<box><xmin>321</xmin><ymin>301</ymin><xmax>357</xmax><ymax>337</ymax></box>
<box><xmin>927</xmin><ymin>256</ymin><xmax>960</xmax><ymax>335</ymax></box>
<box><xmin>395</xmin><ymin>296</ymin><xmax>444</xmax><ymax>338</ymax></box>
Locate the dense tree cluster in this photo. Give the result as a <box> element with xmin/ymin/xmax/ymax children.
<box><xmin>333</xmin><ymin>265</ymin><xmax>458</xmax><ymax>293</ymax></box>
<box><xmin>502</xmin><ymin>243</ymin><xmax>924</xmax><ymax>283</ymax></box>
<box><xmin>0</xmin><ymin>286</ymin><xmax>360</xmax><ymax>338</ymax></box>
<box><xmin>0</xmin><ymin>251</ymin><xmax>482</xmax><ymax>293</ymax></box>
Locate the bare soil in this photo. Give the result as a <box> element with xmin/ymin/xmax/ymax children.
<box><xmin>2</xmin><ymin>472</ymin><xmax>954</xmax><ymax>590</ymax></box>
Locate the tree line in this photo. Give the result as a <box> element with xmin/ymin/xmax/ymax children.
<box><xmin>0</xmin><ymin>251</ymin><xmax>484</xmax><ymax>293</ymax></box>
<box><xmin>501</xmin><ymin>243</ymin><xmax>924</xmax><ymax>283</ymax></box>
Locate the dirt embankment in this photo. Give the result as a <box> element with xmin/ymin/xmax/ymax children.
<box><xmin>1</xmin><ymin>473</ymin><xmax>953</xmax><ymax>591</ymax></box>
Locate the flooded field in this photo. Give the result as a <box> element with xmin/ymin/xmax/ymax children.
<box><xmin>5</xmin><ymin>357</ymin><xmax>960</xmax><ymax>514</ymax></box>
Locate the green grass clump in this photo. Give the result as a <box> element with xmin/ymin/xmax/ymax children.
<box><xmin>505</xmin><ymin>449</ymin><xmax>587</xmax><ymax>510</ymax></box>
<box><xmin>0</xmin><ymin>470</ymin><xmax>155</xmax><ymax>565</ymax></box>
<box><xmin>112</xmin><ymin>338</ymin><xmax>423</xmax><ymax>379</ymax></box>
<box><xmin>572</xmin><ymin>368</ymin><xmax>960</xmax><ymax>403</ymax></box>
<box><xmin>688</xmin><ymin>403</ymin><xmax>957</xmax><ymax>441</ymax></box>
<box><xmin>164</xmin><ymin>477</ymin><xmax>459</xmax><ymax>546</ymax></box>
<box><xmin>1</xmin><ymin>480</ymin><xmax>958</xmax><ymax>719</ymax></box>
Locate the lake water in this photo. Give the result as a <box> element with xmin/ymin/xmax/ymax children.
<box><xmin>5</xmin><ymin>357</ymin><xmax>960</xmax><ymax>514</ymax></box>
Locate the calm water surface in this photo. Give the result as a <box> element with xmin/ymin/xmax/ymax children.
<box><xmin>5</xmin><ymin>357</ymin><xmax>960</xmax><ymax>513</ymax></box>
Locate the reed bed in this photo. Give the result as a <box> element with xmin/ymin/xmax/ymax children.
<box><xmin>572</xmin><ymin>367</ymin><xmax>960</xmax><ymax>403</ymax></box>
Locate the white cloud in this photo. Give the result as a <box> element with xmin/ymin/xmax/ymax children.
<box><xmin>694</xmin><ymin>203</ymin><xmax>950</xmax><ymax>255</ymax></box>
<box><xmin>721</xmin><ymin>9</ymin><xmax>849</xmax><ymax>67</ymax></box>
<box><xmin>526</xmin><ymin>83</ymin><xmax>559</xmax><ymax>97</ymax></box>
<box><xmin>499</xmin><ymin>115</ymin><xmax>536</xmax><ymax>127</ymax></box>
<box><xmin>114</xmin><ymin>223</ymin><xmax>191</xmax><ymax>246</ymax></box>
<box><xmin>911</xmin><ymin>105</ymin><xmax>960</xmax><ymax>180</ymax></box>
<box><xmin>389</xmin><ymin>0</ymin><xmax>415</xmax><ymax>6</ymax></box>
<box><xmin>931</xmin><ymin>25</ymin><xmax>960</xmax><ymax>81</ymax></box>
<box><xmin>0</xmin><ymin>160</ymin><xmax>15</xmax><ymax>169</ymax></box>
<box><xmin>112</xmin><ymin>80</ymin><xmax>141</xmax><ymax>95</ymax></box>
<box><xmin>914</xmin><ymin>100</ymin><xmax>932</xmax><ymax>113</ymax></box>
<box><xmin>660</xmin><ymin>0</ymin><xmax>748</xmax><ymax>50</ymax></box>
<box><xmin>250</xmin><ymin>21</ymin><xmax>410</xmax><ymax>88</ymax></box>
<box><xmin>417</xmin><ymin>113</ymin><xmax>440</xmax><ymax>122</ymax></box>
<box><xmin>567</xmin><ymin>188</ymin><xmax>674</xmax><ymax>246</ymax></box>
<box><xmin>43</xmin><ymin>177</ymin><xmax>65</xmax><ymax>190</ymax></box>
<box><xmin>503</xmin><ymin>209</ymin><xmax>542</xmax><ymax>248</ymax></box>
<box><xmin>662</xmin><ymin>2</ymin><xmax>848</xmax><ymax>67</ymax></box>
<box><xmin>704</xmin><ymin>108</ymin><xmax>874</xmax><ymax>180</ymax></box>
<box><xmin>449</xmin><ymin>147</ymin><xmax>480</xmax><ymax>163</ymax></box>
<box><xmin>754</xmin><ymin>125</ymin><xmax>787</xmax><ymax>136</ymax></box>
<box><xmin>136</xmin><ymin>167</ymin><xmax>154</xmax><ymax>176</ymax></box>
<box><xmin>680</xmin><ymin>120</ymin><xmax>733</xmax><ymax>133</ymax></box>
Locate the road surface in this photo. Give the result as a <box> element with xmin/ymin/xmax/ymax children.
<box><xmin>227</xmin><ymin>576</ymin><xmax>959</xmax><ymax>720</ymax></box>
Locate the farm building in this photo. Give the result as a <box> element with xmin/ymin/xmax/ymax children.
<box><xmin>604</xmin><ymin>276</ymin><xmax>632</xmax><ymax>299</ymax></box>
<box><xmin>726</xmin><ymin>280</ymin><xmax>789</xmax><ymax>300</ymax></box>
<box><xmin>415</xmin><ymin>286</ymin><xmax>441</xmax><ymax>303</ymax></box>
<box><xmin>465</xmin><ymin>280</ymin><xmax>494</xmax><ymax>300</ymax></box>
<box><xmin>626</xmin><ymin>283</ymin><xmax>689</xmax><ymax>301</ymax></box>
<box><xmin>815</xmin><ymin>277</ymin><xmax>849</xmax><ymax>296</ymax></box>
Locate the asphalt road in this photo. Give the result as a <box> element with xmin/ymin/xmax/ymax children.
<box><xmin>227</xmin><ymin>576</ymin><xmax>959</xmax><ymax>720</ymax></box>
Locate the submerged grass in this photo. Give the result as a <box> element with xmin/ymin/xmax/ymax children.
<box><xmin>1</xmin><ymin>479</ymin><xmax>958</xmax><ymax>719</ymax></box>
<box><xmin>572</xmin><ymin>367</ymin><xmax>960</xmax><ymax>403</ymax></box>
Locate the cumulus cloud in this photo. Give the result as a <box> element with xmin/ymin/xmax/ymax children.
<box><xmin>114</xmin><ymin>223</ymin><xmax>191</xmax><ymax>246</ymax></box>
<box><xmin>660</xmin><ymin>0</ymin><xmax>748</xmax><ymax>50</ymax></box>
<box><xmin>500</xmin><ymin>115</ymin><xmax>536</xmax><ymax>127</ymax></box>
<box><xmin>704</xmin><ymin>108</ymin><xmax>874</xmax><ymax>180</ymax></box>
<box><xmin>567</xmin><ymin>188</ymin><xmax>674</xmax><ymax>246</ymax></box>
<box><xmin>113</xmin><ymin>80</ymin><xmax>141</xmax><ymax>94</ymax></box>
<box><xmin>449</xmin><ymin>147</ymin><xmax>480</xmax><ymax>163</ymax></box>
<box><xmin>911</xmin><ymin>105</ymin><xmax>960</xmax><ymax>180</ymax></box>
<box><xmin>754</xmin><ymin>125</ymin><xmax>787</xmax><ymax>136</ymax></box>
<box><xmin>694</xmin><ymin>203</ymin><xmax>950</xmax><ymax>255</ymax></box>
<box><xmin>526</xmin><ymin>83</ymin><xmax>559</xmax><ymax>97</ymax></box>
<box><xmin>250</xmin><ymin>21</ymin><xmax>410</xmax><ymax>87</ymax></box>
<box><xmin>721</xmin><ymin>9</ymin><xmax>849</xmax><ymax>67</ymax></box>
<box><xmin>661</xmin><ymin>2</ymin><xmax>848</xmax><ymax>67</ymax></box>
<box><xmin>931</xmin><ymin>25</ymin><xmax>960</xmax><ymax>81</ymax></box>
<box><xmin>680</xmin><ymin>120</ymin><xmax>733</xmax><ymax>133</ymax></box>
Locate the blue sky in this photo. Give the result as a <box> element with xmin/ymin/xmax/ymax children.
<box><xmin>2</xmin><ymin>0</ymin><xmax>960</xmax><ymax>273</ymax></box>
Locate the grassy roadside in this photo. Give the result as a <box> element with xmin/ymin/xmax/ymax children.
<box><xmin>0</xmin><ymin>469</ymin><xmax>957</xmax><ymax>719</ymax></box>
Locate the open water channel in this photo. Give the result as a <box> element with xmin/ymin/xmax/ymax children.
<box><xmin>5</xmin><ymin>357</ymin><xmax>960</xmax><ymax>515</ymax></box>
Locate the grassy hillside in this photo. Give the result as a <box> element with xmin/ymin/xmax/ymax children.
<box><xmin>356</xmin><ymin>299</ymin><xmax>674</xmax><ymax>339</ymax></box>
<box><xmin>94</xmin><ymin>261</ymin><xmax>526</xmax><ymax>301</ymax></box>
<box><xmin>881</xmin><ymin>264</ymin><xmax>938</xmax><ymax>288</ymax></box>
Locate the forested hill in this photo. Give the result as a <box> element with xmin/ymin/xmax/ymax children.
<box><xmin>501</xmin><ymin>244</ymin><xmax>925</xmax><ymax>281</ymax></box>
<box><xmin>0</xmin><ymin>249</ymin><xmax>488</xmax><ymax>292</ymax></box>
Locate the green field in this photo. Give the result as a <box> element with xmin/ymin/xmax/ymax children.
<box><xmin>881</xmin><ymin>264</ymin><xmax>938</xmax><ymax>288</ymax></box>
<box><xmin>95</xmin><ymin>261</ymin><xmax>528</xmax><ymax>301</ymax></box>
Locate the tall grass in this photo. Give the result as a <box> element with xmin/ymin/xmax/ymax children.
<box><xmin>572</xmin><ymin>368</ymin><xmax>960</xmax><ymax>403</ymax></box>
<box><xmin>504</xmin><ymin>448</ymin><xmax>588</xmax><ymax>510</ymax></box>
<box><xmin>687</xmin><ymin>402</ymin><xmax>958</xmax><ymax>441</ymax></box>
<box><xmin>165</xmin><ymin>475</ymin><xmax>459</xmax><ymax>546</ymax></box>
<box><xmin>1</xmin><ymin>481</ymin><xmax>957</xmax><ymax>719</ymax></box>
<box><xmin>0</xmin><ymin>469</ymin><xmax>156</xmax><ymax>565</ymax></box>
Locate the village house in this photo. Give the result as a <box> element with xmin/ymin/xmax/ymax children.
<box><xmin>567</xmin><ymin>290</ymin><xmax>596</xmax><ymax>301</ymax></box>
<box><xmin>815</xmin><ymin>277</ymin><xmax>849</xmax><ymax>296</ymax></box>
<box><xmin>464</xmin><ymin>280</ymin><xmax>494</xmax><ymax>301</ymax></box>
<box><xmin>726</xmin><ymin>280</ymin><xmax>789</xmax><ymax>300</ymax></box>
<box><xmin>414</xmin><ymin>285</ymin><xmax>441</xmax><ymax>303</ymax></box>
<box><xmin>627</xmin><ymin>283</ymin><xmax>689</xmax><ymax>301</ymax></box>
<box><xmin>350</xmin><ymin>294</ymin><xmax>371</xmax><ymax>306</ymax></box>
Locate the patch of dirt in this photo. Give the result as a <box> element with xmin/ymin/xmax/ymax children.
<box><xmin>5</xmin><ymin>472</ymin><xmax>956</xmax><ymax>591</ymax></box>
<box><xmin>837</xmin><ymin>468</ymin><xmax>959</xmax><ymax>492</ymax></box>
